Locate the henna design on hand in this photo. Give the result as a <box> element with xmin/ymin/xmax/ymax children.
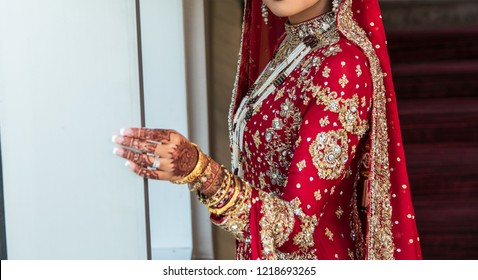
<box><xmin>170</xmin><ymin>139</ymin><xmax>198</xmax><ymax>178</ymax></box>
<box><xmin>122</xmin><ymin>149</ymin><xmax>155</xmax><ymax>167</ymax></box>
<box><xmin>115</xmin><ymin>136</ymin><xmax>158</xmax><ymax>154</ymax></box>
<box><xmin>125</xmin><ymin>128</ymin><xmax>176</xmax><ymax>143</ymax></box>
<box><xmin>129</xmin><ymin>162</ymin><xmax>161</xmax><ymax>180</ymax></box>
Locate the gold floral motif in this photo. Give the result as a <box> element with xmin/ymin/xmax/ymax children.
<box><xmin>310</xmin><ymin>85</ymin><xmax>341</xmax><ymax>113</ymax></box>
<box><xmin>309</xmin><ymin>129</ymin><xmax>349</xmax><ymax>180</ymax></box>
<box><xmin>322</xmin><ymin>66</ymin><xmax>331</xmax><ymax>78</ymax></box>
<box><xmin>280</xmin><ymin>98</ymin><xmax>295</xmax><ymax>118</ymax></box>
<box><xmin>314</xmin><ymin>190</ymin><xmax>322</xmax><ymax>201</ymax></box>
<box><xmin>338</xmin><ymin>94</ymin><xmax>369</xmax><ymax>137</ymax></box>
<box><xmin>290</xmin><ymin>198</ymin><xmax>318</xmax><ymax>250</ymax></box>
<box><xmin>325</xmin><ymin>227</ymin><xmax>334</xmax><ymax>241</ymax></box>
<box><xmin>274</xmin><ymin>87</ymin><xmax>285</xmax><ymax>101</ymax></box>
<box><xmin>323</xmin><ymin>44</ymin><xmax>343</xmax><ymax>57</ymax></box>
<box><xmin>356</xmin><ymin>65</ymin><xmax>362</xmax><ymax>77</ymax></box>
<box><xmin>296</xmin><ymin>160</ymin><xmax>306</xmax><ymax>171</ymax></box>
<box><xmin>320</xmin><ymin>116</ymin><xmax>330</xmax><ymax>127</ymax></box>
<box><xmin>253</xmin><ymin>130</ymin><xmax>262</xmax><ymax>149</ymax></box>
<box><xmin>339</xmin><ymin>74</ymin><xmax>349</xmax><ymax>88</ymax></box>
<box><xmin>336</xmin><ymin>206</ymin><xmax>344</xmax><ymax>219</ymax></box>
<box><xmin>258</xmin><ymin>173</ymin><xmax>267</xmax><ymax>189</ymax></box>
<box><xmin>311</xmin><ymin>85</ymin><xmax>369</xmax><ymax>137</ymax></box>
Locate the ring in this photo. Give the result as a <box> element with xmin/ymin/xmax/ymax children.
<box><xmin>152</xmin><ymin>156</ymin><xmax>161</xmax><ymax>169</ymax></box>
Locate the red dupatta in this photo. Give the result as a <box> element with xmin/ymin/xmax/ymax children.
<box><xmin>229</xmin><ymin>0</ymin><xmax>422</xmax><ymax>260</ymax></box>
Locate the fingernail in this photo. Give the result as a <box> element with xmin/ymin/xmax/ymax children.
<box><xmin>125</xmin><ymin>161</ymin><xmax>131</xmax><ymax>167</ymax></box>
<box><xmin>113</xmin><ymin>148</ymin><xmax>123</xmax><ymax>156</ymax></box>
<box><xmin>120</xmin><ymin>128</ymin><xmax>126</xmax><ymax>135</ymax></box>
<box><xmin>112</xmin><ymin>135</ymin><xmax>119</xmax><ymax>143</ymax></box>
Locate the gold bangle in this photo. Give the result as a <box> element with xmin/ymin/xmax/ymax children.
<box><xmin>222</xmin><ymin>178</ymin><xmax>251</xmax><ymax>216</ymax></box>
<box><xmin>208</xmin><ymin>177</ymin><xmax>241</xmax><ymax>216</ymax></box>
<box><xmin>171</xmin><ymin>143</ymin><xmax>208</xmax><ymax>184</ymax></box>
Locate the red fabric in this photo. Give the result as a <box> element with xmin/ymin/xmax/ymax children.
<box><xmin>229</xmin><ymin>0</ymin><xmax>422</xmax><ymax>260</ymax></box>
<box><xmin>338</xmin><ymin>0</ymin><xmax>422</xmax><ymax>259</ymax></box>
<box><xmin>234</xmin><ymin>0</ymin><xmax>285</xmax><ymax>113</ymax></box>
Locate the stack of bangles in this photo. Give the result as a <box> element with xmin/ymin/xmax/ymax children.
<box><xmin>170</xmin><ymin>143</ymin><xmax>250</xmax><ymax>216</ymax></box>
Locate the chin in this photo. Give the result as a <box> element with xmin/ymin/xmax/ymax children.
<box><xmin>264</xmin><ymin>0</ymin><xmax>323</xmax><ymax>18</ymax></box>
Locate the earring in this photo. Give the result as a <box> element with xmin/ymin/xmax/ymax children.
<box><xmin>261</xmin><ymin>1</ymin><xmax>269</xmax><ymax>25</ymax></box>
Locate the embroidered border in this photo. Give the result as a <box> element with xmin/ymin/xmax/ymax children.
<box><xmin>337</xmin><ymin>0</ymin><xmax>395</xmax><ymax>260</ymax></box>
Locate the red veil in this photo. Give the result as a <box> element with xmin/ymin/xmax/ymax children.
<box><xmin>230</xmin><ymin>0</ymin><xmax>422</xmax><ymax>260</ymax></box>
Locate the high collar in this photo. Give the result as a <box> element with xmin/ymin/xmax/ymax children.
<box><xmin>285</xmin><ymin>11</ymin><xmax>336</xmax><ymax>42</ymax></box>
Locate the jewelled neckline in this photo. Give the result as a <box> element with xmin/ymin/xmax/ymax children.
<box><xmin>285</xmin><ymin>11</ymin><xmax>336</xmax><ymax>42</ymax></box>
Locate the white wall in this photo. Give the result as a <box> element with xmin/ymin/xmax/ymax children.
<box><xmin>0</xmin><ymin>0</ymin><xmax>147</xmax><ymax>259</ymax></box>
<box><xmin>0</xmin><ymin>0</ymin><xmax>213</xmax><ymax>260</ymax></box>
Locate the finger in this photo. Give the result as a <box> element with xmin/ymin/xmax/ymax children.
<box><xmin>114</xmin><ymin>147</ymin><xmax>174</xmax><ymax>172</ymax></box>
<box><xmin>120</xmin><ymin>128</ymin><xmax>176</xmax><ymax>143</ymax></box>
<box><xmin>112</xmin><ymin>135</ymin><xmax>158</xmax><ymax>154</ymax></box>
<box><xmin>114</xmin><ymin>147</ymin><xmax>158</xmax><ymax>168</ymax></box>
<box><xmin>126</xmin><ymin>161</ymin><xmax>170</xmax><ymax>180</ymax></box>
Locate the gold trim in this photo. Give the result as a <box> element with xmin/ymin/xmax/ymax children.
<box><xmin>337</xmin><ymin>0</ymin><xmax>394</xmax><ymax>259</ymax></box>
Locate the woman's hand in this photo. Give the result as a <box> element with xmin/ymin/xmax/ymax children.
<box><xmin>112</xmin><ymin>128</ymin><xmax>198</xmax><ymax>181</ymax></box>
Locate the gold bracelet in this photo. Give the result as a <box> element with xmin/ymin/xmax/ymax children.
<box><xmin>208</xmin><ymin>177</ymin><xmax>241</xmax><ymax>216</ymax></box>
<box><xmin>221</xmin><ymin>178</ymin><xmax>251</xmax><ymax>216</ymax></box>
<box><xmin>171</xmin><ymin>143</ymin><xmax>208</xmax><ymax>185</ymax></box>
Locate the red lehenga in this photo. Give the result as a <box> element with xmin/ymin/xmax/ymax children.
<box><xmin>210</xmin><ymin>0</ymin><xmax>422</xmax><ymax>260</ymax></box>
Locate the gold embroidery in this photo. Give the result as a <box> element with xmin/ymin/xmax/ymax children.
<box><xmin>311</xmin><ymin>85</ymin><xmax>369</xmax><ymax>138</ymax></box>
<box><xmin>320</xmin><ymin>116</ymin><xmax>330</xmax><ymax>127</ymax></box>
<box><xmin>291</xmin><ymin>198</ymin><xmax>318</xmax><ymax>249</ymax></box>
<box><xmin>253</xmin><ymin>130</ymin><xmax>262</xmax><ymax>149</ymax></box>
<box><xmin>294</xmin><ymin>136</ymin><xmax>302</xmax><ymax>148</ymax></box>
<box><xmin>274</xmin><ymin>87</ymin><xmax>285</xmax><ymax>101</ymax></box>
<box><xmin>259</xmin><ymin>191</ymin><xmax>295</xmax><ymax>260</ymax></box>
<box><xmin>309</xmin><ymin>129</ymin><xmax>349</xmax><ymax>180</ymax></box>
<box><xmin>310</xmin><ymin>85</ymin><xmax>341</xmax><ymax>113</ymax></box>
<box><xmin>323</xmin><ymin>44</ymin><xmax>342</xmax><ymax>57</ymax></box>
<box><xmin>356</xmin><ymin>65</ymin><xmax>362</xmax><ymax>77</ymax></box>
<box><xmin>336</xmin><ymin>206</ymin><xmax>344</xmax><ymax>219</ymax></box>
<box><xmin>348</xmin><ymin>248</ymin><xmax>355</xmax><ymax>260</ymax></box>
<box><xmin>322</xmin><ymin>66</ymin><xmax>331</xmax><ymax>78</ymax></box>
<box><xmin>339</xmin><ymin>74</ymin><xmax>349</xmax><ymax>88</ymax></box>
<box><xmin>338</xmin><ymin>94</ymin><xmax>369</xmax><ymax>137</ymax></box>
<box><xmin>314</xmin><ymin>190</ymin><xmax>322</xmax><ymax>201</ymax></box>
<box><xmin>277</xmin><ymin>248</ymin><xmax>318</xmax><ymax>260</ymax></box>
<box><xmin>338</xmin><ymin>0</ymin><xmax>394</xmax><ymax>260</ymax></box>
<box><xmin>325</xmin><ymin>227</ymin><xmax>334</xmax><ymax>241</ymax></box>
<box><xmin>296</xmin><ymin>160</ymin><xmax>306</xmax><ymax>171</ymax></box>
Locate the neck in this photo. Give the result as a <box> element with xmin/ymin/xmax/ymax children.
<box><xmin>288</xmin><ymin>1</ymin><xmax>333</xmax><ymax>25</ymax></box>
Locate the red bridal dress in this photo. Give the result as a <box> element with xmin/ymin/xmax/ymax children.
<box><xmin>209</xmin><ymin>0</ymin><xmax>422</xmax><ymax>260</ymax></box>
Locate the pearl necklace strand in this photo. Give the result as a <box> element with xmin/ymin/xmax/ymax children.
<box><xmin>232</xmin><ymin>12</ymin><xmax>336</xmax><ymax>176</ymax></box>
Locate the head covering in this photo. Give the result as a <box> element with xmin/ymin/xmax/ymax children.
<box><xmin>229</xmin><ymin>0</ymin><xmax>422</xmax><ymax>260</ymax></box>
